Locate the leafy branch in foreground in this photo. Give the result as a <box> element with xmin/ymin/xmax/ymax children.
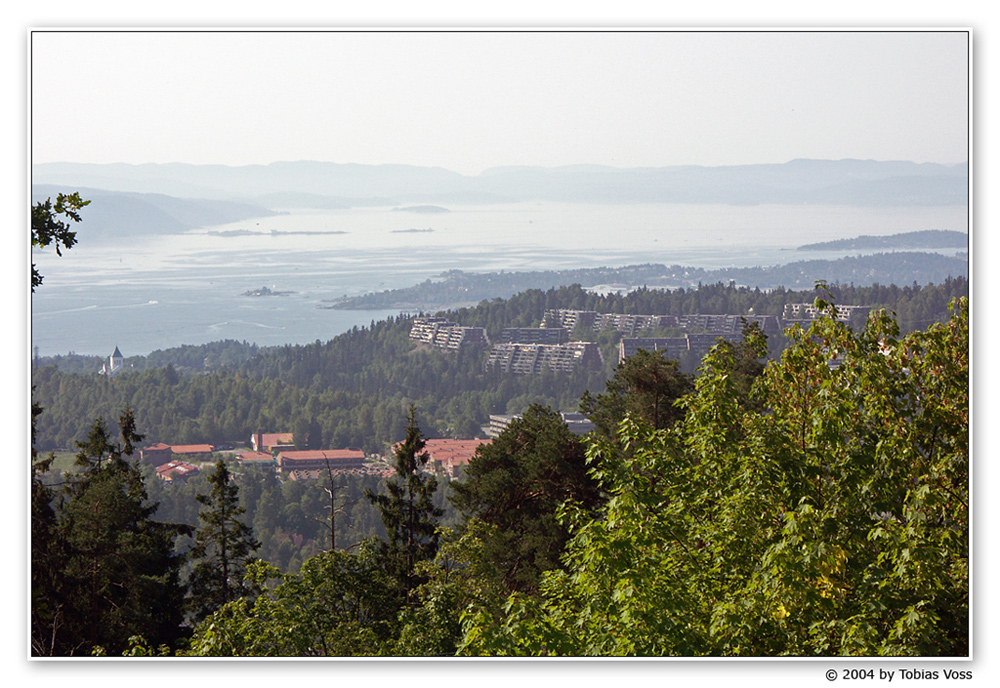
<box><xmin>31</xmin><ymin>191</ymin><xmax>89</xmax><ymax>291</ymax></box>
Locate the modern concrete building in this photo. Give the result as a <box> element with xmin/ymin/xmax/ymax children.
<box><xmin>618</xmin><ymin>337</ymin><xmax>691</xmax><ymax>364</ymax></box>
<box><xmin>486</xmin><ymin>341</ymin><xmax>603</xmax><ymax>374</ymax></box>
<box><xmin>409</xmin><ymin>317</ymin><xmax>490</xmax><ymax>351</ymax></box>
<box><xmin>618</xmin><ymin>333</ymin><xmax>745</xmax><ymax>364</ymax></box>
<box><xmin>782</xmin><ymin>303</ymin><xmax>872</xmax><ymax>326</ymax></box>
<box><xmin>487</xmin><ymin>412</ymin><xmax>595</xmax><ymax>438</ymax></box>
<box><xmin>496</xmin><ymin>327</ymin><xmax>569</xmax><ymax>345</ymax></box>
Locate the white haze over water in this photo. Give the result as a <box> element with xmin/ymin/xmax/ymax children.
<box><xmin>30</xmin><ymin>202</ymin><xmax>969</xmax><ymax>358</ymax></box>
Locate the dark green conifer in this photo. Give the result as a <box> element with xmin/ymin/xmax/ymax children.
<box><xmin>187</xmin><ymin>460</ymin><xmax>260</xmax><ymax>622</ymax></box>
<box><xmin>32</xmin><ymin>407</ymin><xmax>189</xmax><ymax>655</ymax></box>
<box><xmin>366</xmin><ymin>406</ymin><xmax>442</xmax><ymax>604</ymax></box>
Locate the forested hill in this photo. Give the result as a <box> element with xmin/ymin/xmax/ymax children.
<box><xmin>32</xmin><ymin>277</ymin><xmax>968</xmax><ymax>455</ymax></box>
<box><xmin>31</xmin><ymin>277</ymin><xmax>970</xmax><ymax>653</ymax></box>
<box><xmin>30</xmin><ymin>184</ymin><xmax>282</xmax><ymax>240</ymax></box>
<box><xmin>797</xmin><ymin>229</ymin><xmax>968</xmax><ymax>251</ymax></box>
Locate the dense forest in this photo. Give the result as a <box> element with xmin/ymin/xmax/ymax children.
<box><xmin>30</xmin><ymin>193</ymin><xmax>969</xmax><ymax>657</ymax></box>
<box><xmin>32</xmin><ymin>294</ymin><xmax>968</xmax><ymax>657</ymax></box>
<box><xmin>32</xmin><ymin>277</ymin><xmax>968</xmax><ymax>454</ymax></box>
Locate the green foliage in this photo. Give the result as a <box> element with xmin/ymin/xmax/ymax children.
<box><xmin>366</xmin><ymin>406</ymin><xmax>443</xmax><ymax>604</ymax></box>
<box><xmin>32</xmin><ymin>408</ymin><xmax>190</xmax><ymax>656</ymax></box>
<box><xmin>187</xmin><ymin>460</ymin><xmax>261</xmax><ymax>622</ymax></box>
<box><xmin>31</xmin><ymin>191</ymin><xmax>89</xmax><ymax>291</ymax></box>
<box><xmin>450</xmin><ymin>404</ymin><xmax>602</xmax><ymax>595</ymax></box>
<box><xmin>185</xmin><ymin>546</ymin><xmax>397</xmax><ymax>656</ymax></box>
<box><xmin>460</xmin><ymin>298</ymin><xmax>969</xmax><ymax>657</ymax></box>
<box><xmin>580</xmin><ymin>348</ymin><xmax>693</xmax><ymax>437</ymax></box>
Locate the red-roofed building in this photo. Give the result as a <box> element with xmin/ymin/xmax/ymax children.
<box><xmin>251</xmin><ymin>432</ymin><xmax>295</xmax><ymax>453</ymax></box>
<box><xmin>156</xmin><ymin>460</ymin><xmax>201</xmax><ymax>483</ymax></box>
<box><xmin>277</xmin><ymin>449</ymin><xmax>366</xmax><ymax>473</ymax></box>
<box><xmin>141</xmin><ymin>442</ymin><xmax>214</xmax><ymax>465</ymax></box>
<box><xmin>141</xmin><ymin>443</ymin><xmax>174</xmax><ymax>466</ymax></box>
<box><xmin>238</xmin><ymin>451</ymin><xmax>278</xmax><ymax>469</ymax></box>
<box><xmin>169</xmin><ymin>444</ymin><xmax>215</xmax><ymax>457</ymax></box>
<box><xmin>391</xmin><ymin>438</ymin><xmax>491</xmax><ymax>476</ymax></box>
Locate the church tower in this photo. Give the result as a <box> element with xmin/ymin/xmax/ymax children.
<box><xmin>102</xmin><ymin>346</ymin><xmax>125</xmax><ymax>376</ymax></box>
<box><xmin>110</xmin><ymin>345</ymin><xmax>124</xmax><ymax>373</ymax></box>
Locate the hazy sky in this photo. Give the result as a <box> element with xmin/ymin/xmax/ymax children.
<box><xmin>30</xmin><ymin>30</ymin><xmax>969</xmax><ymax>175</ymax></box>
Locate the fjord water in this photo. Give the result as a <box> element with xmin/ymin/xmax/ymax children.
<box><xmin>29</xmin><ymin>202</ymin><xmax>968</xmax><ymax>358</ymax></box>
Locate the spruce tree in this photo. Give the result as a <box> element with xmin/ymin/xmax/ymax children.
<box><xmin>366</xmin><ymin>406</ymin><xmax>443</xmax><ymax>604</ymax></box>
<box><xmin>32</xmin><ymin>407</ymin><xmax>189</xmax><ymax>655</ymax></box>
<box><xmin>187</xmin><ymin>460</ymin><xmax>260</xmax><ymax>622</ymax></box>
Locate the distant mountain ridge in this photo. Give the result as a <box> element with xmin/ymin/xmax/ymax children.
<box><xmin>33</xmin><ymin>158</ymin><xmax>968</xmax><ymax>209</ymax></box>
<box><xmin>30</xmin><ymin>184</ymin><xmax>283</xmax><ymax>239</ymax></box>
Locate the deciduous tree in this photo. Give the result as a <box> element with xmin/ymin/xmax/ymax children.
<box><xmin>460</xmin><ymin>298</ymin><xmax>969</xmax><ymax>657</ymax></box>
<box><xmin>31</xmin><ymin>191</ymin><xmax>88</xmax><ymax>291</ymax></box>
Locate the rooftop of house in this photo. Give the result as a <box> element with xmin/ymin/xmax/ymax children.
<box><xmin>155</xmin><ymin>460</ymin><xmax>201</xmax><ymax>479</ymax></box>
<box><xmin>277</xmin><ymin>449</ymin><xmax>366</xmax><ymax>461</ymax></box>
<box><xmin>238</xmin><ymin>451</ymin><xmax>277</xmax><ymax>463</ymax></box>
<box><xmin>403</xmin><ymin>438</ymin><xmax>492</xmax><ymax>467</ymax></box>
<box><xmin>169</xmin><ymin>444</ymin><xmax>215</xmax><ymax>455</ymax></box>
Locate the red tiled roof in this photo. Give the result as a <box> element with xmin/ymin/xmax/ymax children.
<box><xmin>170</xmin><ymin>444</ymin><xmax>215</xmax><ymax>455</ymax></box>
<box><xmin>278</xmin><ymin>449</ymin><xmax>366</xmax><ymax>461</ymax></box>
<box><xmin>156</xmin><ymin>460</ymin><xmax>201</xmax><ymax>480</ymax></box>
<box><xmin>393</xmin><ymin>439</ymin><xmax>491</xmax><ymax>468</ymax></box>
<box><xmin>261</xmin><ymin>433</ymin><xmax>294</xmax><ymax>446</ymax></box>
<box><xmin>145</xmin><ymin>442</ymin><xmax>171</xmax><ymax>452</ymax></box>
<box><xmin>238</xmin><ymin>451</ymin><xmax>276</xmax><ymax>463</ymax></box>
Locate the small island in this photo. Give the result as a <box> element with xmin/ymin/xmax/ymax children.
<box><xmin>391</xmin><ymin>228</ymin><xmax>435</xmax><ymax>234</ymax></box>
<box><xmin>391</xmin><ymin>205</ymin><xmax>450</xmax><ymax>214</ymax></box>
<box><xmin>243</xmin><ymin>286</ymin><xmax>293</xmax><ymax>297</ymax></box>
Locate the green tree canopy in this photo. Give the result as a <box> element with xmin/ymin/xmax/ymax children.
<box><xmin>185</xmin><ymin>546</ymin><xmax>397</xmax><ymax>656</ymax></box>
<box><xmin>366</xmin><ymin>406</ymin><xmax>443</xmax><ymax>605</ymax></box>
<box><xmin>449</xmin><ymin>404</ymin><xmax>602</xmax><ymax>595</ymax></box>
<box><xmin>187</xmin><ymin>459</ymin><xmax>261</xmax><ymax>622</ymax></box>
<box><xmin>460</xmin><ymin>298</ymin><xmax>969</xmax><ymax>657</ymax></box>
<box><xmin>32</xmin><ymin>407</ymin><xmax>189</xmax><ymax>656</ymax></box>
<box><xmin>579</xmin><ymin>347</ymin><xmax>694</xmax><ymax>437</ymax></box>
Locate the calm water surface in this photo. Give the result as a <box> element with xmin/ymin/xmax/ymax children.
<box><xmin>30</xmin><ymin>203</ymin><xmax>968</xmax><ymax>357</ymax></box>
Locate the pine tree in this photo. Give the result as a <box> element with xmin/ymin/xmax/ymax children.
<box><xmin>32</xmin><ymin>407</ymin><xmax>189</xmax><ymax>656</ymax></box>
<box><xmin>187</xmin><ymin>460</ymin><xmax>261</xmax><ymax>622</ymax></box>
<box><xmin>580</xmin><ymin>347</ymin><xmax>694</xmax><ymax>437</ymax></box>
<box><xmin>366</xmin><ymin>406</ymin><xmax>443</xmax><ymax>604</ymax></box>
<box><xmin>449</xmin><ymin>404</ymin><xmax>602</xmax><ymax>595</ymax></box>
